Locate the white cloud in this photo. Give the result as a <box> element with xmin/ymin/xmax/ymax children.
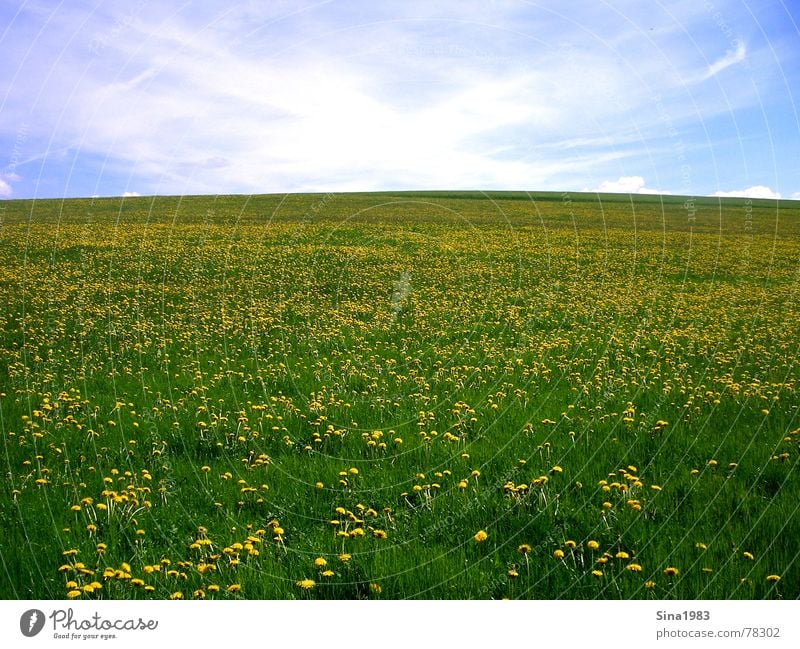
<box><xmin>713</xmin><ymin>185</ymin><xmax>781</xmax><ymax>199</ymax></box>
<box><xmin>0</xmin><ymin>176</ymin><xmax>13</xmax><ymax>197</ymax></box>
<box><xmin>700</xmin><ymin>41</ymin><xmax>747</xmax><ymax>82</ymax></box>
<box><xmin>122</xmin><ymin>191</ymin><xmax>141</xmax><ymax>197</ymax></box>
<box><xmin>791</xmin><ymin>192</ymin><xmax>800</xmax><ymax>201</ymax></box>
<box><xmin>588</xmin><ymin>176</ymin><xmax>669</xmax><ymax>195</ymax></box>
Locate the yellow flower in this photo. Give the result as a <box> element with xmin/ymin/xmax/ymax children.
<box><xmin>338</xmin><ymin>554</ymin><xmax>351</xmax><ymax>562</ymax></box>
<box><xmin>766</xmin><ymin>575</ymin><xmax>781</xmax><ymax>582</ymax></box>
<box><xmin>507</xmin><ymin>569</ymin><xmax>519</xmax><ymax>578</ymax></box>
<box><xmin>663</xmin><ymin>567</ymin><xmax>679</xmax><ymax>577</ymax></box>
<box><xmin>170</xmin><ymin>591</ymin><xmax>183</xmax><ymax>600</ymax></box>
<box><xmin>66</xmin><ymin>590</ymin><xmax>82</xmax><ymax>598</ymax></box>
<box><xmin>615</xmin><ymin>551</ymin><xmax>630</xmax><ymax>560</ymax></box>
<box><xmin>369</xmin><ymin>582</ymin><xmax>382</xmax><ymax>594</ymax></box>
<box><xmin>591</xmin><ymin>570</ymin><xmax>603</xmax><ymax>578</ymax></box>
<box><xmin>226</xmin><ymin>584</ymin><xmax>241</xmax><ymax>593</ymax></box>
<box><xmin>564</xmin><ymin>540</ymin><xmax>576</xmax><ymax>549</ymax></box>
<box><xmin>314</xmin><ymin>557</ymin><xmax>327</xmax><ymax>568</ymax></box>
<box><xmin>553</xmin><ymin>549</ymin><xmax>565</xmax><ymax>559</ymax></box>
<box><xmin>296</xmin><ymin>579</ymin><xmax>315</xmax><ymax>590</ymax></box>
<box><xmin>743</xmin><ymin>551</ymin><xmax>755</xmax><ymax>560</ymax></box>
<box><xmin>626</xmin><ymin>563</ymin><xmax>643</xmax><ymax>572</ymax></box>
<box><xmin>644</xmin><ymin>580</ymin><xmax>656</xmax><ymax>589</ymax></box>
<box><xmin>587</xmin><ymin>540</ymin><xmax>600</xmax><ymax>551</ymax></box>
<box><xmin>373</xmin><ymin>529</ymin><xmax>387</xmax><ymax>539</ymax></box>
<box><xmin>474</xmin><ymin>530</ymin><xmax>488</xmax><ymax>543</ymax></box>
<box><xmin>321</xmin><ymin>570</ymin><xmax>335</xmax><ymax>577</ymax></box>
<box><xmin>517</xmin><ymin>544</ymin><xmax>532</xmax><ymax>554</ymax></box>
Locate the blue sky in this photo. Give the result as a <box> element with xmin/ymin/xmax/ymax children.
<box><xmin>1</xmin><ymin>0</ymin><xmax>798</xmax><ymax>199</ymax></box>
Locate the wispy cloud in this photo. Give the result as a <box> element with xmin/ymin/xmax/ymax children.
<box><xmin>0</xmin><ymin>1</ymin><xmax>796</xmax><ymax>198</ymax></box>
<box><xmin>699</xmin><ymin>41</ymin><xmax>747</xmax><ymax>82</ymax></box>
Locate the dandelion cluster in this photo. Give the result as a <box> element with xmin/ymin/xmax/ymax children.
<box><xmin>0</xmin><ymin>193</ymin><xmax>797</xmax><ymax>599</ymax></box>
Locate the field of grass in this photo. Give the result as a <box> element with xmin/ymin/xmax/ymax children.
<box><xmin>1</xmin><ymin>190</ymin><xmax>799</xmax><ymax>599</ymax></box>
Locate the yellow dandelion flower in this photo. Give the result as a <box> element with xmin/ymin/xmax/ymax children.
<box><xmin>626</xmin><ymin>563</ymin><xmax>643</xmax><ymax>572</ymax></box>
<box><xmin>314</xmin><ymin>557</ymin><xmax>327</xmax><ymax>568</ymax></box>
<box><xmin>373</xmin><ymin>529</ymin><xmax>388</xmax><ymax>539</ymax></box>
<box><xmin>553</xmin><ymin>549</ymin><xmax>565</xmax><ymax>559</ymax></box>
<box><xmin>474</xmin><ymin>530</ymin><xmax>488</xmax><ymax>543</ymax></box>
<box><xmin>766</xmin><ymin>575</ymin><xmax>781</xmax><ymax>582</ymax></box>
<box><xmin>170</xmin><ymin>591</ymin><xmax>183</xmax><ymax>600</ymax></box>
<box><xmin>663</xmin><ymin>567</ymin><xmax>679</xmax><ymax>577</ymax></box>
<box><xmin>615</xmin><ymin>551</ymin><xmax>630</xmax><ymax>560</ymax></box>
<box><xmin>591</xmin><ymin>570</ymin><xmax>603</xmax><ymax>578</ymax></box>
<box><xmin>587</xmin><ymin>540</ymin><xmax>600</xmax><ymax>551</ymax></box>
<box><xmin>321</xmin><ymin>570</ymin><xmax>335</xmax><ymax>578</ymax></box>
<box><xmin>226</xmin><ymin>584</ymin><xmax>241</xmax><ymax>593</ymax></box>
<box><xmin>338</xmin><ymin>554</ymin><xmax>351</xmax><ymax>562</ymax></box>
<box><xmin>644</xmin><ymin>580</ymin><xmax>656</xmax><ymax>589</ymax></box>
<box><xmin>67</xmin><ymin>590</ymin><xmax>82</xmax><ymax>598</ymax></box>
<box><xmin>296</xmin><ymin>578</ymin><xmax>315</xmax><ymax>590</ymax></box>
<box><xmin>743</xmin><ymin>551</ymin><xmax>755</xmax><ymax>560</ymax></box>
<box><xmin>518</xmin><ymin>544</ymin><xmax>532</xmax><ymax>554</ymax></box>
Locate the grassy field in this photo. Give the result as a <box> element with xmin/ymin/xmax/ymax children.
<box><xmin>1</xmin><ymin>190</ymin><xmax>799</xmax><ymax>600</ymax></box>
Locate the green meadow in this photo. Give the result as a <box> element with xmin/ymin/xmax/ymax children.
<box><xmin>1</xmin><ymin>191</ymin><xmax>799</xmax><ymax>599</ymax></box>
